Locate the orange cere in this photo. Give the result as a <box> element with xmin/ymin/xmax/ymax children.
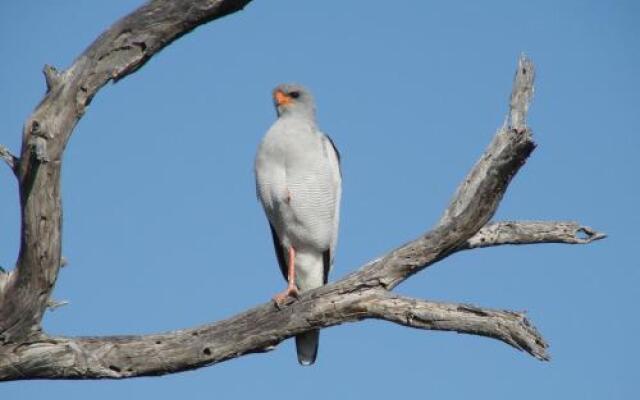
<box><xmin>274</xmin><ymin>90</ymin><xmax>292</xmax><ymax>106</ymax></box>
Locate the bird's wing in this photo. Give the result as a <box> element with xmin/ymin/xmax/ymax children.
<box><xmin>324</xmin><ymin>134</ymin><xmax>341</xmax><ymax>176</ymax></box>
<box><xmin>269</xmin><ymin>222</ymin><xmax>288</xmax><ymax>281</ymax></box>
<box><xmin>322</xmin><ymin>133</ymin><xmax>342</xmax><ymax>276</ymax></box>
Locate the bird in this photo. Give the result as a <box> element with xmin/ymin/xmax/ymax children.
<box><xmin>255</xmin><ymin>83</ymin><xmax>341</xmax><ymax>366</ymax></box>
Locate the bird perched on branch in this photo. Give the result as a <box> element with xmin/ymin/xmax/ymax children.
<box><xmin>255</xmin><ymin>83</ymin><xmax>342</xmax><ymax>365</ymax></box>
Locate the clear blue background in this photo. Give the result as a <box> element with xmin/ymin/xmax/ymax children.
<box><xmin>1</xmin><ymin>1</ymin><xmax>637</xmax><ymax>398</ymax></box>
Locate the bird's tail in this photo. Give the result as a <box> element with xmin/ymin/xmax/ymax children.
<box><xmin>296</xmin><ymin>329</ymin><xmax>319</xmax><ymax>366</ymax></box>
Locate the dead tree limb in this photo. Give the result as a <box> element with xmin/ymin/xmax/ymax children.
<box><xmin>0</xmin><ymin>145</ymin><xmax>18</xmax><ymax>175</ymax></box>
<box><xmin>0</xmin><ymin>0</ymin><xmax>603</xmax><ymax>381</ymax></box>
<box><xmin>463</xmin><ymin>221</ymin><xmax>606</xmax><ymax>250</ymax></box>
<box><xmin>0</xmin><ymin>0</ymin><xmax>253</xmax><ymax>345</ymax></box>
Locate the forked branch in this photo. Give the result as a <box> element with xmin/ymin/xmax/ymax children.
<box><xmin>0</xmin><ymin>0</ymin><xmax>603</xmax><ymax>382</ymax></box>
<box><xmin>0</xmin><ymin>0</ymin><xmax>254</xmax><ymax>344</ymax></box>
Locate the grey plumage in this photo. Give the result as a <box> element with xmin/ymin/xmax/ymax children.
<box><xmin>255</xmin><ymin>83</ymin><xmax>341</xmax><ymax>365</ymax></box>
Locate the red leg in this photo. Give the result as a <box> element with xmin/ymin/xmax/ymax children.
<box><xmin>274</xmin><ymin>246</ymin><xmax>299</xmax><ymax>304</ymax></box>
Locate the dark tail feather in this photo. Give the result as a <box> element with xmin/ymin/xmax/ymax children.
<box><xmin>296</xmin><ymin>330</ymin><xmax>319</xmax><ymax>366</ymax></box>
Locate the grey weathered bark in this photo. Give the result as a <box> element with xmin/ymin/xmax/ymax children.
<box><xmin>0</xmin><ymin>0</ymin><xmax>254</xmax><ymax>345</ymax></box>
<box><xmin>462</xmin><ymin>221</ymin><xmax>605</xmax><ymax>250</ymax></box>
<box><xmin>0</xmin><ymin>145</ymin><xmax>17</xmax><ymax>175</ymax></box>
<box><xmin>0</xmin><ymin>0</ymin><xmax>603</xmax><ymax>381</ymax></box>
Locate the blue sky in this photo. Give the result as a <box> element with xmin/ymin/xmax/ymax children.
<box><xmin>1</xmin><ymin>1</ymin><xmax>638</xmax><ymax>399</ymax></box>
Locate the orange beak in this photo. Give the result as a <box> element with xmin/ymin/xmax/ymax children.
<box><xmin>274</xmin><ymin>90</ymin><xmax>293</xmax><ymax>106</ymax></box>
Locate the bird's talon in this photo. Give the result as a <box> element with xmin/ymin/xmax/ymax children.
<box><xmin>273</xmin><ymin>286</ymin><xmax>299</xmax><ymax>306</ymax></box>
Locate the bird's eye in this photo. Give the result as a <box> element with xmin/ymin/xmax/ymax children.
<box><xmin>289</xmin><ymin>91</ymin><xmax>300</xmax><ymax>99</ymax></box>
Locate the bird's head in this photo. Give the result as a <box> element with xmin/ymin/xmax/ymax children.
<box><xmin>272</xmin><ymin>83</ymin><xmax>315</xmax><ymax>118</ymax></box>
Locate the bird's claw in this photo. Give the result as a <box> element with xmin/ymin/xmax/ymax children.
<box><xmin>273</xmin><ymin>285</ymin><xmax>299</xmax><ymax>307</ymax></box>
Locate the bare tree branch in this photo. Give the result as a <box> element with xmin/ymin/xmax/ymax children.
<box><xmin>508</xmin><ymin>55</ymin><xmax>535</xmax><ymax>131</ymax></box>
<box><xmin>0</xmin><ymin>0</ymin><xmax>253</xmax><ymax>344</ymax></box>
<box><xmin>439</xmin><ymin>56</ymin><xmax>535</xmax><ymax>228</ymax></box>
<box><xmin>463</xmin><ymin>221</ymin><xmax>606</xmax><ymax>249</ymax></box>
<box><xmin>355</xmin><ymin>57</ymin><xmax>537</xmax><ymax>291</ymax></box>
<box><xmin>0</xmin><ymin>0</ymin><xmax>604</xmax><ymax>381</ymax></box>
<box><xmin>42</xmin><ymin>65</ymin><xmax>62</xmax><ymax>93</ymax></box>
<box><xmin>367</xmin><ymin>294</ymin><xmax>549</xmax><ymax>361</ymax></box>
<box><xmin>0</xmin><ymin>145</ymin><xmax>18</xmax><ymax>175</ymax></box>
<box><xmin>0</xmin><ymin>288</ymin><xmax>548</xmax><ymax>381</ymax></box>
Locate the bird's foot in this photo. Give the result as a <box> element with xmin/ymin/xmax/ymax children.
<box><xmin>273</xmin><ymin>285</ymin><xmax>299</xmax><ymax>306</ymax></box>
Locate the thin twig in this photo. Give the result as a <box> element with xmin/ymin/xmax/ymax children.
<box><xmin>0</xmin><ymin>145</ymin><xmax>18</xmax><ymax>174</ymax></box>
